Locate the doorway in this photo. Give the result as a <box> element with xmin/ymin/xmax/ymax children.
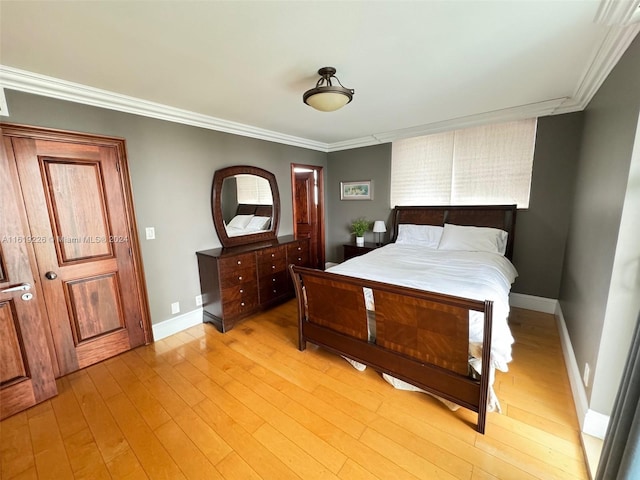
<box><xmin>291</xmin><ymin>164</ymin><xmax>325</xmax><ymax>269</ymax></box>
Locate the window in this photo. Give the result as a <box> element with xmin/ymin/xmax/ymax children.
<box><xmin>235</xmin><ymin>174</ymin><xmax>273</xmax><ymax>204</ymax></box>
<box><xmin>391</xmin><ymin>118</ymin><xmax>537</xmax><ymax>208</ymax></box>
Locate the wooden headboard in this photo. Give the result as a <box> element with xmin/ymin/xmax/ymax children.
<box><xmin>391</xmin><ymin>205</ymin><xmax>517</xmax><ymax>260</ymax></box>
<box><xmin>235</xmin><ymin>204</ymin><xmax>273</xmax><ymax>217</ymax></box>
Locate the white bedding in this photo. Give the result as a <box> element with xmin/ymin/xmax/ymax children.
<box><xmin>326</xmin><ymin>243</ymin><xmax>518</xmax><ymax>411</ymax></box>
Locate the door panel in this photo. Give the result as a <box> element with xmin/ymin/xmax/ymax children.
<box><xmin>44</xmin><ymin>159</ymin><xmax>112</xmax><ymax>262</ymax></box>
<box><xmin>0</xmin><ymin>133</ymin><xmax>57</xmax><ymax>419</ymax></box>
<box><xmin>10</xmin><ymin>136</ymin><xmax>147</xmax><ymax>376</ymax></box>
<box><xmin>0</xmin><ymin>302</ymin><xmax>29</xmax><ymax>385</ymax></box>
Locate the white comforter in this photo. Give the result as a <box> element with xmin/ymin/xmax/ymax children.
<box><xmin>326</xmin><ymin>244</ymin><xmax>518</xmax><ymax>411</ymax></box>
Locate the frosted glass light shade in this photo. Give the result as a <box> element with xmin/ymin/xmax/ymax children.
<box><xmin>305</xmin><ymin>91</ymin><xmax>351</xmax><ymax>112</ymax></box>
<box><xmin>373</xmin><ymin>220</ymin><xmax>386</xmax><ymax>233</ymax></box>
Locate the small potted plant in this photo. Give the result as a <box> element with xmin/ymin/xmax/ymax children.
<box><xmin>351</xmin><ymin>217</ymin><xmax>370</xmax><ymax>246</ymax></box>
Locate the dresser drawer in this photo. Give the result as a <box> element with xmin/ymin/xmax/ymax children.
<box><xmin>257</xmin><ymin>246</ymin><xmax>287</xmax><ymax>273</ymax></box>
<box><xmin>259</xmin><ymin>271</ymin><xmax>290</xmax><ymax>303</ymax></box>
<box><xmin>287</xmin><ymin>241</ymin><xmax>309</xmax><ymax>266</ymax></box>
<box><xmin>219</xmin><ymin>252</ymin><xmax>256</xmax><ymax>276</ymax></box>
<box><xmin>222</xmin><ymin>289</ymin><xmax>259</xmax><ymax>317</ymax></box>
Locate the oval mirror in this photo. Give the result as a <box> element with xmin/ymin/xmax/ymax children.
<box><xmin>212</xmin><ymin>165</ymin><xmax>280</xmax><ymax>247</ymax></box>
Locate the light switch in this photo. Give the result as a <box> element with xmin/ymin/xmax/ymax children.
<box><xmin>145</xmin><ymin>227</ymin><xmax>155</xmax><ymax>240</ymax></box>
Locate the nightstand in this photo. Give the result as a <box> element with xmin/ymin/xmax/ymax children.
<box><xmin>343</xmin><ymin>242</ymin><xmax>382</xmax><ymax>261</ymax></box>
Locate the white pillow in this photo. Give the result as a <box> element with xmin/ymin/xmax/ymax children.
<box><xmin>437</xmin><ymin>223</ymin><xmax>508</xmax><ymax>255</ymax></box>
<box><xmin>245</xmin><ymin>216</ymin><xmax>271</xmax><ymax>231</ymax></box>
<box><xmin>226</xmin><ymin>214</ymin><xmax>254</xmax><ymax>229</ymax></box>
<box><xmin>395</xmin><ymin>224</ymin><xmax>444</xmax><ymax>248</ymax></box>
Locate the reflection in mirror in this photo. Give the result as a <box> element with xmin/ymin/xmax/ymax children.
<box><xmin>222</xmin><ymin>175</ymin><xmax>273</xmax><ymax>237</ymax></box>
<box><xmin>212</xmin><ymin>165</ymin><xmax>280</xmax><ymax>248</ymax></box>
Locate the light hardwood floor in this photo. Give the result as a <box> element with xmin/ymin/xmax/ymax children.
<box><xmin>0</xmin><ymin>302</ymin><xmax>589</xmax><ymax>479</ymax></box>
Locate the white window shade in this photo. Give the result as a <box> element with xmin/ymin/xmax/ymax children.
<box><xmin>391</xmin><ymin>118</ymin><xmax>537</xmax><ymax>208</ymax></box>
<box><xmin>235</xmin><ymin>174</ymin><xmax>273</xmax><ymax>204</ymax></box>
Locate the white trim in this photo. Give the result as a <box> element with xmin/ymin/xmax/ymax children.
<box><xmin>152</xmin><ymin>307</ymin><xmax>203</xmax><ymax>341</ymax></box>
<box><xmin>583</xmin><ymin>409</ymin><xmax>610</xmax><ymax>439</ymax></box>
<box><xmin>595</xmin><ymin>0</ymin><xmax>640</xmax><ymax>26</ymax></box>
<box><xmin>556</xmin><ymin>23</ymin><xmax>640</xmax><ymax>115</ymax></box>
<box><xmin>555</xmin><ymin>304</ymin><xmax>589</xmax><ymax>431</ymax></box>
<box><xmin>555</xmin><ymin>303</ymin><xmax>610</xmax><ymax>440</ymax></box>
<box><xmin>370</xmin><ymin>98</ymin><xmax>569</xmax><ymax>146</ymax></box>
<box><xmin>0</xmin><ymin>87</ymin><xmax>9</xmax><ymax>117</ymax></box>
<box><xmin>509</xmin><ymin>292</ymin><xmax>558</xmax><ymax>314</ymax></box>
<box><xmin>0</xmin><ymin>66</ymin><xmax>329</xmax><ymax>153</ymax></box>
<box><xmin>510</xmin><ymin>295</ymin><xmax>612</xmax><ymax>439</ymax></box>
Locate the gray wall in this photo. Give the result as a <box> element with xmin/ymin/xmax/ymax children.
<box><xmin>559</xmin><ymin>34</ymin><xmax>640</xmax><ymax>414</ymax></box>
<box><xmin>512</xmin><ymin>113</ymin><xmax>583</xmax><ymax>297</ymax></box>
<box><xmin>327</xmin><ymin>115</ymin><xmax>584</xmax><ymax>299</ymax></box>
<box><xmin>326</xmin><ymin>144</ymin><xmax>392</xmax><ymax>262</ymax></box>
<box><xmin>3</xmin><ymin>90</ymin><xmax>326</xmax><ymax>326</ymax></box>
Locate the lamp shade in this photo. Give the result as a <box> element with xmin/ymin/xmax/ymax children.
<box><xmin>373</xmin><ymin>220</ymin><xmax>386</xmax><ymax>233</ymax></box>
<box><xmin>304</xmin><ymin>90</ymin><xmax>351</xmax><ymax>112</ymax></box>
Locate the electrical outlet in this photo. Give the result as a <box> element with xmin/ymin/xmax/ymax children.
<box><xmin>145</xmin><ymin>227</ymin><xmax>155</xmax><ymax>240</ymax></box>
<box><xmin>171</xmin><ymin>302</ymin><xmax>180</xmax><ymax>314</ymax></box>
<box><xmin>195</xmin><ymin>294</ymin><xmax>203</xmax><ymax>306</ymax></box>
<box><xmin>583</xmin><ymin>362</ymin><xmax>590</xmax><ymax>387</ymax></box>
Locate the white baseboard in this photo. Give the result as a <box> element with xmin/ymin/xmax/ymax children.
<box><xmin>583</xmin><ymin>409</ymin><xmax>610</xmax><ymax>439</ymax></box>
<box><xmin>555</xmin><ymin>303</ymin><xmax>609</xmax><ymax>439</ymax></box>
<box><xmin>152</xmin><ymin>307</ymin><xmax>203</xmax><ymax>341</ymax></box>
<box><xmin>508</xmin><ymin>294</ymin><xmax>610</xmax><ymax>439</ymax></box>
<box><xmin>509</xmin><ymin>292</ymin><xmax>558</xmax><ymax>313</ymax></box>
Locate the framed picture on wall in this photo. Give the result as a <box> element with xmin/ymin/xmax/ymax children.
<box><xmin>340</xmin><ymin>180</ymin><xmax>373</xmax><ymax>200</ymax></box>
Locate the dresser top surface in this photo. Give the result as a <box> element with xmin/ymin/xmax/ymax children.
<box><xmin>197</xmin><ymin>235</ymin><xmax>302</xmax><ymax>258</ymax></box>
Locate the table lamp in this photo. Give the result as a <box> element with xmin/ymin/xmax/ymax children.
<box><xmin>373</xmin><ymin>220</ymin><xmax>386</xmax><ymax>246</ymax></box>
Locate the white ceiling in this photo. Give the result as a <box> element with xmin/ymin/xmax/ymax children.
<box><xmin>1</xmin><ymin>1</ymin><xmax>639</xmax><ymax>151</ymax></box>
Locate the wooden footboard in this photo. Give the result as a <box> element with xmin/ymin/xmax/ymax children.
<box><xmin>289</xmin><ymin>264</ymin><xmax>493</xmax><ymax>434</ymax></box>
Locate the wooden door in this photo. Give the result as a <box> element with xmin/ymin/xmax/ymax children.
<box><xmin>4</xmin><ymin>127</ymin><xmax>150</xmax><ymax>377</ymax></box>
<box><xmin>292</xmin><ymin>165</ymin><xmax>325</xmax><ymax>269</ymax></box>
<box><xmin>0</xmin><ymin>131</ymin><xmax>57</xmax><ymax>419</ymax></box>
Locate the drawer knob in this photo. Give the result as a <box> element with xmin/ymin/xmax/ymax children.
<box><xmin>272</xmin><ymin>265</ymin><xmax>276</xmax><ymax>269</ymax></box>
<box><xmin>297</xmin><ymin>247</ymin><xmax>301</xmax><ymax>251</ymax></box>
<box><xmin>237</xmin><ymin>260</ymin><xmax>242</xmax><ymax>265</ymax></box>
<box><xmin>241</xmin><ymin>302</ymin><xmax>245</xmax><ymax>307</ymax></box>
<box><xmin>298</xmin><ymin>257</ymin><xmax>302</xmax><ymax>261</ymax></box>
<box><xmin>273</xmin><ymin>289</ymin><xmax>277</xmax><ymax>293</ymax></box>
<box><xmin>238</xmin><ymin>276</ymin><xmax>243</xmax><ymax>280</ymax></box>
<box><xmin>271</xmin><ymin>253</ymin><xmax>275</xmax><ymax>257</ymax></box>
<box><xmin>272</xmin><ymin>278</ymin><xmax>276</xmax><ymax>282</ymax></box>
<box><xmin>240</xmin><ymin>289</ymin><xmax>244</xmax><ymax>293</ymax></box>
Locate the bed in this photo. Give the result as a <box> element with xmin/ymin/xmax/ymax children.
<box><xmin>224</xmin><ymin>204</ymin><xmax>273</xmax><ymax>237</ymax></box>
<box><xmin>289</xmin><ymin>205</ymin><xmax>517</xmax><ymax>433</ymax></box>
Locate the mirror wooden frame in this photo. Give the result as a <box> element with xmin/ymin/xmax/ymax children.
<box><xmin>211</xmin><ymin>165</ymin><xmax>281</xmax><ymax>248</ymax></box>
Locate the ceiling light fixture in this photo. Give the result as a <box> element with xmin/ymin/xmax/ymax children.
<box><xmin>303</xmin><ymin>67</ymin><xmax>354</xmax><ymax>112</ymax></box>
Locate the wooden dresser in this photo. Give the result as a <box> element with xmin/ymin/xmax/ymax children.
<box><xmin>196</xmin><ymin>235</ymin><xmax>309</xmax><ymax>332</ymax></box>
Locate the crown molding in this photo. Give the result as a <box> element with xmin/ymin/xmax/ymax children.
<box><xmin>595</xmin><ymin>0</ymin><xmax>640</xmax><ymax>26</ymax></box>
<box><xmin>555</xmin><ymin>22</ymin><xmax>640</xmax><ymax>115</ymax></box>
<box><xmin>2</xmin><ymin>12</ymin><xmax>638</xmax><ymax>156</ymax></box>
<box><xmin>373</xmin><ymin>98</ymin><xmax>568</xmax><ymax>145</ymax></box>
<box><xmin>0</xmin><ymin>65</ymin><xmax>329</xmax><ymax>152</ymax></box>
<box><xmin>0</xmin><ymin>88</ymin><xmax>9</xmax><ymax>117</ymax></box>
<box><xmin>327</xmin><ymin>97</ymin><xmax>569</xmax><ymax>152</ymax></box>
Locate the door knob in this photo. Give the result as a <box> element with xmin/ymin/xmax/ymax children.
<box><xmin>45</xmin><ymin>271</ymin><xmax>57</xmax><ymax>280</ymax></box>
